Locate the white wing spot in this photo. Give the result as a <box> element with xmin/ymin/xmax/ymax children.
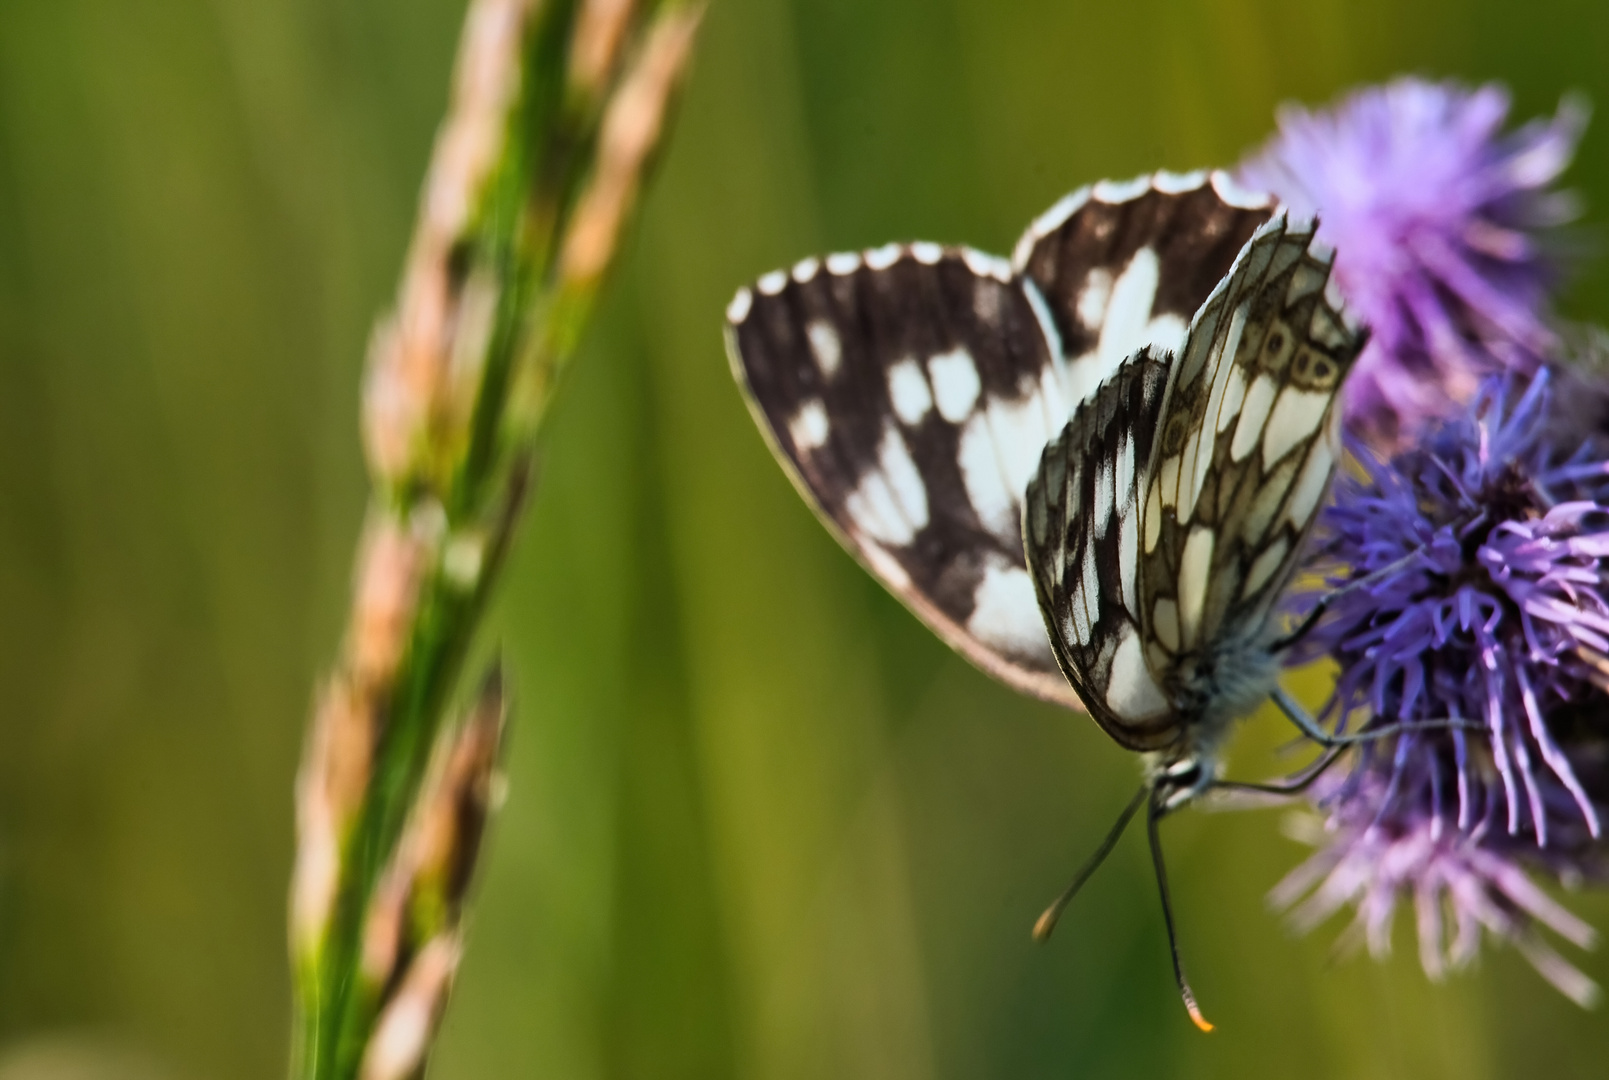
<box><xmin>982</xmin><ymin>393</ymin><xmax>1054</xmax><ymax>537</ymax></box>
<box><xmin>727</xmin><ymin>287</ymin><xmax>753</xmax><ymax>324</ymax></box>
<box><xmin>792</xmin><ymin>256</ymin><xmax>821</xmax><ymax>283</ymax></box>
<box><xmin>1285</xmin><ymin>434</ymin><xmax>1336</xmax><ymax>531</ymax></box>
<box><xmin>1309</xmin><ymin>307</ymin><xmax>1350</xmax><ymax>351</ymax></box>
<box><xmin>928</xmin><ymin>349</ymin><xmax>982</xmax><ymax>422</ymax></box>
<box><xmin>1144</xmin><ymin>313</ymin><xmax>1188</xmax><ymax>357</ymax></box>
<box><xmin>807</xmin><ymin>320</ymin><xmax>843</xmax><ymax>378</ymax></box>
<box><xmin>1115</xmin><ymin>435</ymin><xmax>1135</xmax><ymax>502</ymax></box>
<box><xmin>1159</xmin><ymin>453</ymin><xmax>1181</xmax><ymax>510</ymax></box>
<box><xmin>963</xmin><ymin>248</ymin><xmax>1012</xmax><ymax>281</ymax></box>
<box><xmin>1263</xmin><ymin>386</ymin><xmax>1331</xmax><ymax>469</ymax></box>
<box><xmin>1152</xmin><ymin>597</ymin><xmax>1180</xmax><ymax>652</ymax></box>
<box><xmin>861</xmin><ymin>541</ymin><xmax>911</xmax><ymax>591</ymax></box>
<box><xmin>1081</xmin><ymin>540</ymin><xmax>1100</xmax><ymax>626</ymax></box>
<box><xmin>1285</xmin><ymin>262</ymin><xmax>1326</xmax><ymax>305</ymax></box>
<box><xmin>911</xmin><ymin>241</ymin><xmax>944</xmax><ymax>265</ymax></box>
<box><xmin>1106</xmin><ymin>625</ymin><xmax>1170</xmax><ymax>720</ymax></box>
<box><xmin>1093</xmin><ymin>174</ymin><xmax>1152</xmax><ymax>203</ymax></box>
<box><xmin>887</xmin><ymin>358</ymin><xmax>933</xmax><ymax>426</ymax></box>
<box><xmin>1098</xmin><ymin>249</ymin><xmax>1160</xmax><ymax>368</ymax></box>
<box><xmin>844</xmin><ymin>423</ymin><xmax>929</xmax><ymax>545</ymax></box>
<box><xmin>1022</xmin><ymin>280</ymin><xmax>1066</xmax><ymax>376</ymax></box>
<box><xmin>1067</xmin><ymin>251</ymin><xmax>1165</xmax><ymax>407</ymax></box>
<box><xmin>1118</xmin><ymin>507</ymin><xmax>1139</xmax><ymax>614</ymax></box>
<box><xmin>757</xmin><ymin>270</ymin><xmax>788</xmax><ymax>296</ymax></box>
<box><xmin>1178</xmin><ymin>428</ymin><xmax>1203</xmax><ymax>522</ymax></box>
<box><xmin>968</xmin><ymin>560</ymin><xmax>1050</xmax><ymax>659</ymax></box>
<box><xmin>1093</xmin><ymin>459</ymin><xmax>1115</xmax><ymax>537</ymax></box>
<box><xmin>1232</xmin><ymin>374</ymin><xmax>1277</xmax><ymax>462</ymax></box>
<box><xmin>865</xmin><ymin>243</ymin><xmax>902</xmax><ymax>271</ymax></box>
<box><xmin>826</xmin><ymin>251</ymin><xmax>861</xmax><ymax>275</ymax></box>
<box><xmin>1066</xmin><ymin>606</ymin><xmax>1090</xmax><ymax>648</ymax></box>
<box><xmin>958</xmin><ymin>415</ymin><xmax>1012</xmax><ymax>539</ymax></box>
<box><xmin>1144</xmin><ymin>480</ymin><xmax>1162</xmax><ymax>553</ymax></box>
<box><xmin>1243</xmin><ymin>458</ymin><xmax>1297</xmax><ymax>545</ymax></box>
<box><xmin>1242</xmin><ymin>538</ymin><xmax>1290</xmax><ymax>600</ymax></box>
<box><xmin>1178</xmin><ymin>526</ymin><xmax>1215</xmax><ymax>648</ymax></box>
<box><xmin>1153</xmin><ymin>169</ymin><xmax>1208</xmax><ymax>194</ymax></box>
<box><xmin>1077</xmin><ymin>269</ymin><xmax>1113</xmax><ymax>330</ymax></box>
<box><xmin>1210</xmin><ymin>170</ymin><xmax>1273</xmax><ymax>209</ymax></box>
<box><xmin>1217</xmin><ymin>363</ymin><xmax>1247</xmax><ymax>434</ymax></box>
<box><xmin>973</xmin><ymin>277</ymin><xmax>1003</xmax><ymax>324</ymax></box>
<box><xmin>788</xmin><ymin>399</ymin><xmax>829</xmax><ymax>452</ymax></box>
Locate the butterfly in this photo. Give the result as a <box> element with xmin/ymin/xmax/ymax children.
<box><xmin>1020</xmin><ymin>213</ymin><xmax>1365</xmax><ymax>1025</ymax></box>
<box><xmin>724</xmin><ymin>170</ymin><xmax>1364</xmax><ymax>1029</ymax></box>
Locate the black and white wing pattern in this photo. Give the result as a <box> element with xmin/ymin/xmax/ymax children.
<box><xmin>725</xmin><ymin>171</ymin><xmax>1276</xmax><ymax>709</ymax></box>
<box><xmin>1023</xmin><ymin>350</ymin><xmax>1172</xmax><ymax>748</ymax></box>
<box><xmin>1137</xmin><ymin>214</ymin><xmax>1364</xmax><ymax>685</ymax></box>
<box><xmin>1014</xmin><ymin>172</ymin><xmax>1274</xmax><ymax>409</ymax></box>
<box><xmin>1024</xmin><ymin>212</ymin><xmax>1366</xmax><ymax>749</ymax></box>
<box><xmin>726</xmin><ymin>244</ymin><xmax>1080</xmax><ymax>705</ymax></box>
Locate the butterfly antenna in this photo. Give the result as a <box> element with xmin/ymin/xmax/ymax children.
<box><xmin>1146</xmin><ymin>794</ymin><xmax>1214</xmax><ymax>1032</ymax></box>
<box><xmin>1032</xmin><ymin>783</ymin><xmax>1148</xmax><ymax>943</ymax></box>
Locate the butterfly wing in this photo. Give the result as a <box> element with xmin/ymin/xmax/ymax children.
<box><xmin>725</xmin><ymin>245</ymin><xmax>1081</xmax><ymax>705</ymax></box>
<box><xmin>726</xmin><ymin>174</ymin><xmax>1285</xmax><ymax>710</ymax></box>
<box><xmin>1138</xmin><ymin>214</ymin><xmax>1367</xmax><ymax>677</ymax></box>
<box><xmin>1013</xmin><ymin>171</ymin><xmax>1275</xmax><ymax>410</ymax></box>
<box><xmin>1023</xmin><ymin>349</ymin><xmax>1178</xmax><ymax>749</ymax></box>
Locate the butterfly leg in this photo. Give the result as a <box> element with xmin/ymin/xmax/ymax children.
<box><xmin>1210</xmin><ymin>742</ymin><xmax>1348</xmax><ymax>797</ymax></box>
<box><xmin>1032</xmin><ymin>783</ymin><xmax>1149</xmax><ymax>943</ymax></box>
<box><xmin>1146</xmin><ymin>794</ymin><xmax>1213</xmax><ymax>1033</ymax></box>
<box><xmin>1269</xmin><ymin>547</ymin><xmax>1432</xmax><ymax>653</ymax></box>
<box><xmin>1270</xmin><ymin>685</ymin><xmax>1484</xmax><ymax>746</ymax></box>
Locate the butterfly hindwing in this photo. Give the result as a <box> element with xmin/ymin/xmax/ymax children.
<box><xmin>1139</xmin><ymin>214</ymin><xmax>1367</xmax><ymax>672</ymax></box>
<box><xmin>725</xmin><ymin>245</ymin><xmax>1079</xmax><ymax>706</ymax></box>
<box><xmin>1025</xmin><ymin>350</ymin><xmax>1177</xmax><ymax>749</ymax></box>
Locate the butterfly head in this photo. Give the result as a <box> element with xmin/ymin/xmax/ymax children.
<box><xmin>1152</xmin><ymin>754</ymin><xmax>1209</xmax><ymax>812</ymax></box>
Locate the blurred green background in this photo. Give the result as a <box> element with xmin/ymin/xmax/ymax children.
<box><xmin>1</xmin><ymin>1</ymin><xmax>1608</xmax><ymax>1077</ymax></box>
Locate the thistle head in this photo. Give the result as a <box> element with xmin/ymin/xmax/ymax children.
<box><xmin>1281</xmin><ymin>370</ymin><xmax>1609</xmax><ymax>1003</ymax></box>
<box><xmin>1241</xmin><ymin>79</ymin><xmax>1586</xmax><ymax>446</ymax></box>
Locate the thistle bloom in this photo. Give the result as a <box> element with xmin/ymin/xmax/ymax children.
<box><xmin>1281</xmin><ymin>371</ymin><xmax>1609</xmax><ymax>1004</ymax></box>
<box><xmin>1240</xmin><ymin>79</ymin><xmax>1585</xmax><ymax>446</ymax></box>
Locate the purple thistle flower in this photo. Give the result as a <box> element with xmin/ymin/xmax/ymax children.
<box><xmin>1240</xmin><ymin>78</ymin><xmax>1585</xmax><ymax>447</ymax></box>
<box><xmin>1281</xmin><ymin>370</ymin><xmax>1609</xmax><ymax>1003</ymax></box>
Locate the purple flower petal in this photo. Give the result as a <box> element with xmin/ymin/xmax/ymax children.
<box><xmin>1241</xmin><ymin>79</ymin><xmax>1584</xmax><ymax>446</ymax></box>
<box><xmin>1280</xmin><ymin>369</ymin><xmax>1609</xmax><ymax>1003</ymax></box>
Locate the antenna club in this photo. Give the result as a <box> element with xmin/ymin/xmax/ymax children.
<box><xmin>1032</xmin><ymin>908</ymin><xmax>1058</xmax><ymax>943</ymax></box>
<box><xmin>1186</xmin><ymin>999</ymin><xmax>1215</xmax><ymax>1033</ymax></box>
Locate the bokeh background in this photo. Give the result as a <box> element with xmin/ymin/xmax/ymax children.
<box><xmin>1</xmin><ymin>0</ymin><xmax>1608</xmax><ymax>1077</ymax></box>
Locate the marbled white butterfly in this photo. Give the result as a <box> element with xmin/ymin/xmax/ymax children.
<box><xmin>724</xmin><ymin>172</ymin><xmax>1364</xmax><ymax>1029</ymax></box>
<box><xmin>1021</xmin><ymin>213</ymin><xmax>1364</xmax><ymax>1026</ymax></box>
<box><xmin>724</xmin><ymin>171</ymin><xmax>1274</xmax><ymax>703</ymax></box>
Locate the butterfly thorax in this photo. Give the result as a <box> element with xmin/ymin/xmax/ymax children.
<box><xmin>1150</xmin><ymin>625</ymin><xmax>1284</xmax><ymax>810</ymax></box>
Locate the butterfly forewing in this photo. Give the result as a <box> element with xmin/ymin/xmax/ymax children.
<box><xmin>726</xmin><ymin>246</ymin><xmax>1080</xmax><ymax>705</ymax></box>
<box><xmin>1013</xmin><ymin>171</ymin><xmax>1275</xmax><ymax>410</ymax></box>
<box><xmin>1024</xmin><ymin>350</ymin><xmax>1177</xmax><ymax>749</ymax></box>
<box><xmin>1138</xmin><ymin>215</ymin><xmax>1366</xmax><ymax>674</ymax></box>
